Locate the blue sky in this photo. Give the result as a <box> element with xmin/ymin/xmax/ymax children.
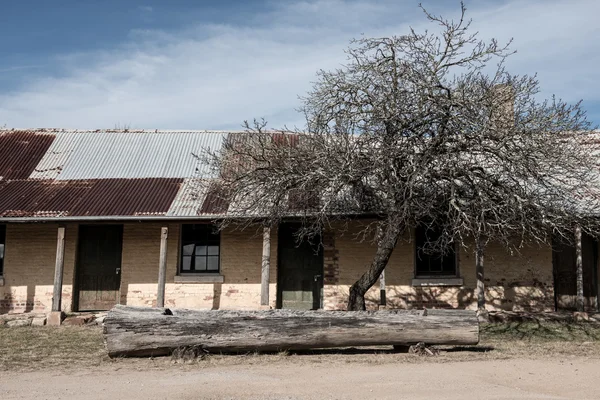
<box><xmin>0</xmin><ymin>0</ymin><xmax>599</xmax><ymax>130</ymax></box>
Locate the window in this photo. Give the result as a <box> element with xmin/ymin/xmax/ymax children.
<box><xmin>0</xmin><ymin>225</ymin><xmax>5</xmax><ymax>276</ymax></box>
<box><xmin>415</xmin><ymin>225</ymin><xmax>456</xmax><ymax>277</ymax></box>
<box><xmin>180</xmin><ymin>224</ymin><xmax>220</xmax><ymax>273</ymax></box>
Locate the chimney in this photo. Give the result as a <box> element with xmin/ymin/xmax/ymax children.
<box><xmin>490</xmin><ymin>83</ymin><xmax>515</xmax><ymax>131</ymax></box>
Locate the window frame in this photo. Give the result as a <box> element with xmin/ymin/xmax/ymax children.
<box><xmin>413</xmin><ymin>225</ymin><xmax>459</xmax><ymax>279</ymax></box>
<box><xmin>179</xmin><ymin>223</ymin><xmax>221</xmax><ymax>274</ymax></box>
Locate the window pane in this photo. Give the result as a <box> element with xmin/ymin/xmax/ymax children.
<box><xmin>415</xmin><ymin>225</ymin><xmax>456</xmax><ymax>276</ymax></box>
<box><xmin>181</xmin><ymin>224</ymin><xmax>220</xmax><ymax>274</ymax></box>
<box><xmin>430</xmin><ymin>255</ymin><xmax>443</xmax><ymax>272</ymax></box>
<box><xmin>442</xmin><ymin>253</ymin><xmax>456</xmax><ymax>273</ymax></box>
<box><xmin>195</xmin><ymin>256</ymin><xmax>207</xmax><ymax>271</ymax></box>
<box><xmin>207</xmin><ymin>256</ymin><xmax>219</xmax><ymax>271</ymax></box>
<box><xmin>195</xmin><ymin>245</ymin><xmax>207</xmax><ymax>256</ymax></box>
<box><xmin>181</xmin><ymin>255</ymin><xmax>192</xmax><ymax>271</ymax></box>
<box><xmin>182</xmin><ymin>243</ymin><xmax>195</xmax><ymax>256</ymax></box>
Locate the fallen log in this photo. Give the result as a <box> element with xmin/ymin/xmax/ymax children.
<box><xmin>103</xmin><ymin>305</ymin><xmax>479</xmax><ymax>357</ymax></box>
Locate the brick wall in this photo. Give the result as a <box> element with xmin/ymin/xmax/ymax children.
<box><xmin>117</xmin><ymin>223</ymin><xmax>278</xmax><ymax>310</ymax></box>
<box><xmin>0</xmin><ymin>222</ymin><xmax>279</xmax><ymax>314</ymax></box>
<box><xmin>0</xmin><ymin>220</ymin><xmax>556</xmax><ymax>314</ymax></box>
<box><xmin>323</xmin><ymin>221</ymin><xmax>555</xmax><ymax>311</ymax></box>
<box><xmin>0</xmin><ymin>223</ymin><xmax>77</xmax><ymax>313</ymax></box>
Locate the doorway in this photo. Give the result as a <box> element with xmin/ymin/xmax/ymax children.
<box><xmin>277</xmin><ymin>223</ymin><xmax>324</xmax><ymax>310</ymax></box>
<box><xmin>76</xmin><ymin>225</ymin><xmax>123</xmax><ymax>311</ymax></box>
<box><xmin>553</xmin><ymin>233</ymin><xmax>598</xmax><ymax>311</ymax></box>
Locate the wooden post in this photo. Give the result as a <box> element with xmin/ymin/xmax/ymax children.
<box><xmin>157</xmin><ymin>227</ymin><xmax>168</xmax><ymax>308</ymax></box>
<box><xmin>379</xmin><ymin>269</ymin><xmax>386</xmax><ymax>306</ymax></box>
<box><xmin>575</xmin><ymin>225</ymin><xmax>584</xmax><ymax>312</ymax></box>
<box><xmin>261</xmin><ymin>226</ymin><xmax>271</xmax><ymax>306</ymax></box>
<box><xmin>475</xmin><ymin>237</ymin><xmax>485</xmax><ymax>310</ymax></box>
<box><xmin>51</xmin><ymin>226</ymin><xmax>66</xmax><ymax>312</ymax></box>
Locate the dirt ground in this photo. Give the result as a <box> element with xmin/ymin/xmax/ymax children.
<box><xmin>2</xmin><ymin>358</ymin><xmax>600</xmax><ymax>399</ymax></box>
<box><xmin>2</xmin><ymin>321</ymin><xmax>600</xmax><ymax>399</ymax></box>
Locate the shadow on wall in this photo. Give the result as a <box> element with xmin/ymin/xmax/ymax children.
<box><xmin>341</xmin><ymin>283</ymin><xmax>555</xmax><ymax>312</ymax></box>
<box><xmin>360</xmin><ymin>287</ymin><xmax>476</xmax><ymax>311</ymax></box>
<box><xmin>0</xmin><ymin>284</ymin><xmax>67</xmax><ymax>314</ymax></box>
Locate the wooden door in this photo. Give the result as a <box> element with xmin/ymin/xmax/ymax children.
<box><xmin>553</xmin><ymin>234</ymin><xmax>598</xmax><ymax>311</ymax></box>
<box><xmin>278</xmin><ymin>223</ymin><xmax>324</xmax><ymax>310</ymax></box>
<box><xmin>77</xmin><ymin>225</ymin><xmax>123</xmax><ymax>311</ymax></box>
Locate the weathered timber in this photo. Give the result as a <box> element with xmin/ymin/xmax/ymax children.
<box><xmin>260</xmin><ymin>226</ymin><xmax>271</xmax><ymax>306</ymax></box>
<box><xmin>156</xmin><ymin>227</ymin><xmax>168</xmax><ymax>308</ymax></box>
<box><xmin>575</xmin><ymin>225</ymin><xmax>585</xmax><ymax>312</ymax></box>
<box><xmin>104</xmin><ymin>305</ymin><xmax>479</xmax><ymax>357</ymax></box>
<box><xmin>51</xmin><ymin>226</ymin><xmax>66</xmax><ymax>312</ymax></box>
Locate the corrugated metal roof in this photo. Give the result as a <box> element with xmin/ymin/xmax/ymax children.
<box><xmin>167</xmin><ymin>178</ymin><xmax>210</xmax><ymax>217</ymax></box>
<box><xmin>32</xmin><ymin>130</ymin><xmax>228</xmax><ymax>180</ymax></box>
<box><xmin>0</xmin><ymin>129</ymin><xmax>235</xmax><ymax>220</ymax></box>
<box><xmin>2</xmin><ymin>128</ymin><xmax>598</xmax><ymax>221</ymax></box>
<box><xmin>29</xmin><ymin>132</ymin><xmax>84</xmax><ymax>180</ymax></box>
<box><xmin>0</xmin><ymin>130</ymin><xmax>56</xmax><ymax>179</ymax></box>
<box><xmin>0</xmin><ymin>178</ymin><xmax>182</xmax><ymax>217</ymax></box>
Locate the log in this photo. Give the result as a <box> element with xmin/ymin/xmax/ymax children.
<box><xmin>104</xmin><ymin>305</ymin><xmax>479</xmax><ymax>357</ymax></box>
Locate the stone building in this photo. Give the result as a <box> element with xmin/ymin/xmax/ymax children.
<box><xmin>0</xmin><ymin>129</ymin><xmax>596</xmax><ymax>318</ymax></box>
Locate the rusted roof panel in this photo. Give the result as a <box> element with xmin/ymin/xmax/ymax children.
<box><xmin>0</xmin><ymin>178</ymin><xmax>182</xmax><ymax>217</ymax></box>
<box><xmin>0</xmin><ymin>130</ymin><xmax>55</xmax><ymax>179</ymax></box>
<box><xmin>200</xmin><ymin>183</ymin><xmax>230</xmax><ymax>215</ymax></box>
<box><xmin>0</xmin><ymin>128</ymin><xmax>301</xmax><ymax>220</ymax></box>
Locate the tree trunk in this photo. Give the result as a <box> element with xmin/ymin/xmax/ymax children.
<box><xmin>104</xmin><ymin>305</ymin><xmax>479</xmax><ymax>358</ymax></box>
<box><xmin>347</xmin><ymin>220</ymin><xmax>403</xmax><ymax>310</ymax></box>
<box><xmin>475</xmin><ymin>236</ymin><xmax>486</xmax><ymax>310</ymax></box>
<box><xmin>575</xmin><ymin>225</ymin><xmax>584</xmax><ymax>312</ymax></box>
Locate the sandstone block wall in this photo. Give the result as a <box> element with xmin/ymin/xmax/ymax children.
<box><xmin>0</xmin><ymin>223</ymin><xmax>78</xmax><ymax>313</ymax></box>
<box><xmin>323</xmin><ymin>222</ymin><xmax>556</xmax><ymax>312</ymax></box>
<box><xmin>0</xmin><ymin>220</ymin><xmax>565</xmax><ymax>314</ymax></box>
<box><xmin>0</xmin><ymin>222</ymin><xmax>278</xmax><ymax>314</ymax></box>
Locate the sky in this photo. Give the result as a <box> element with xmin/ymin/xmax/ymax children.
<box><xmin>0</xmin><ymin>0</ymin><xmax>598</xmax><ymax>130</ymax></box>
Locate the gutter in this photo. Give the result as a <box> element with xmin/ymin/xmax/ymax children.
<box><xmin>0</xmin><ymin>212</ymin><xmax>383</xmax><ymax>223</ymax></box>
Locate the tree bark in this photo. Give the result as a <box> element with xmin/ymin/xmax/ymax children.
<box><xmin>104</xmin><ymin>305</ymin><xmax>479</xmax><ymax>357</ymax></box>
<box><xmin>347</xmin><ymin>220</ymin><xmax>403</xmax><ymax>310</ymax></box>
<box><xmin>379</xmin><ymin>269</ymin><xmax>386</xmax><ymax>306</ymax></box>
<box><xmin>475</xmin><ymin>236</ymin><xmax>486</xmax><ymax>310</ymax></box>
<box><xmin>575</xmin><ymin>225</ymin><xmax>584</xmax><ymax>312</ymax></box>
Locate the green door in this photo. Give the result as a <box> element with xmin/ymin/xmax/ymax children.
<box><xmin>77</xmin><ymin>225</ymin><xmax>123</xmax><ymax>311</ymax></box>
<box><xmin>553</xmin><ymin>234</ymin><xmax>598</xmax><ymax>311</ymax></box>
<box><xmin>278</xmin><ymin>223</ymin><xmax>324</xmax><ymax>310</ymax></box>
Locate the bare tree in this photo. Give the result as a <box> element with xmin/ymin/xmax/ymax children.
<box><xmin>207</xmin><ymin>3</ymin><xmax>599</xmax><ymax>311</ymax></box>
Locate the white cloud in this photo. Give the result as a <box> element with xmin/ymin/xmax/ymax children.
<box><xmin>0</xmin><ymin>0</ymin><xmax>598</xmax><ymax>130</ymax></box>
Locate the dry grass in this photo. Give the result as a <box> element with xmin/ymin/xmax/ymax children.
<box><xmin>0</xmin><ymin>325</ymin><xmax>107</xmax><ymax>371</ymax></box>
<box><xmin>2</xmin><ymin>320</ymin><xmax>600</xmax><ymax>372</ymax></box>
